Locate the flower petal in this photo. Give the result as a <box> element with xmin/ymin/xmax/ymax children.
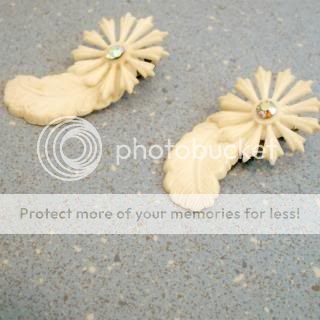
<box><xmin>72</xmin><ymin>46</ymin><xmax>104</xmax><ymax>61</ymax></box>
<box><xmin>282</xmin><ymin>97</ymin><xmax>320</xmax><ymax>114</ymax></box>
<box><xmin>208</xmin><ymin>111</ymin><xmax>252</xmax><ymax>127</ymax></box>
<box><xmin>235</xmin><ymin>78</ymin><xmax>259</xmax><ymax>103</ymax></box>
<box><xmin>255</xmin><ymin>66</ymin><xmax>272</xmax><ymax>100</ymax></box>
<box><xmin>275</xmin><ymin>122</ymin><xmax>305</xmax><ymax>152</ymax></box>
<box><xmin>83</xmin><ymin>63</ymin><xmax>110</xmax><ymax>86</ymax></box>
<box><xmin>131</xmin><ymin>46</ymin><xmax>169</xmax><ymax>63</ymax></box>
<box><xmin>218</xmin><ymin>93</ymin><xmax>252</xmax><ymax>112</ymax></box>
<box><xmin>263</xmin><ymin>125</ymin><xmax>284</xmax><ymax>165</ymax></box>
<box><xmin>280</xmin><ymin>114</ymin><xmax>320</xmax><ymax>134</ymax></box>
<box><xmin>127</xmin><ymin>58</ymin><xmax>155</xmax><ymax>77</ymax></box>
<box><xmin>219</xmin><ymin>121</ymin><xmax>255</xmax><ymax>143</ymax></box>
<box><xmin>100</xmin><ymin>64</ymin><xmax>117</xmax><ymax>99</ymax></box>
<box><xmin>131</xmin><ymin>30</ymin><xmax>168</xmax><ymax>49</ymax></box>
<box><xmin>242</xmin><ymin>124</ymin><xmax>262</xmax><ymax>162</ymax></box>
<box><xmin>100</xmin><ymin>18</ymin><xmax>116</xmax><ymax>44</ymax></box>
<box><xmin>83</xmin><ymin>30</ymin><xmax>108</xmax><ymax>49</ymax></box>
<box><xmin>126</xmin><ymin>16</ymin><xmax>154</xmax><ymax>44</ymax></box>
<box><xmin>120</xmin><ymin>64</ymin><xmax>139</xmax><ymax>94</ymax></box>
<box><xmin>119</xmin><ymin>13</ymin><xmax>137</xmax><ymax>42</ymax></box>
<box><xmin>279</xmin><ymin>80</ymin><xmax>313</xmax><ymax>105</ymax></box>
<box><xmin>272</xmin><ymin>69</ymin><xmax>295</xmax><ymax>101</ymax></box>
<box><xmin>68</xmin><ymin>58</ymin><xmax>105</xmax><ymax>75</ymax></box>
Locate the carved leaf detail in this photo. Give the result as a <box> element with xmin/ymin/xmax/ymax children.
<box><xmin>4</xmin><ymin>14</ymin><xmax>168</xmax><ymax>125</ymax></box>
<box><xmin>4</xmin><ymin>73</ymin><xmax>122</xmax><ymax>125</ymax></box>
<box><xmin>163</xmin><ymin>122</ymin><xmax>239</xmax><ymax>211</ymax></box>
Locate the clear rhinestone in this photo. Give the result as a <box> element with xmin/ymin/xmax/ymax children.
<box><xmin>256</xmin><ymin>100</ymin><xmax>278</xmax><ymax>119</ymax></box>
<box><xmin>105</xmin><ymin>45</ymin><xmax>125</xmax><ymax>60</ymax></box>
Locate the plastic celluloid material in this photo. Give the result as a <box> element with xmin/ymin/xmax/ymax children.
<box><xmin>209</xmin><ymin>67</ymin><xmax>320</xmax><ymax>164</ymax></box>
<box><xmin>4</xmin><ymin>13</ymin><xmax>169</xmax><ymax>125</ymax></box>
<box><xmin>164</xmin><ymin>67</ymin><xmax>320</xmax><ymax>211</ymax></box>
<box><xmin>163</xmin><ymin>122</ymin><xmax>239</xmax><ymax>211</ymax></box>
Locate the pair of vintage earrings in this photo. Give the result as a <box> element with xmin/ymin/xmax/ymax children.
<box><xmin>4</xmin><ymin>13</ymin><xmax>320</xmax><ymax>210</ymax></box>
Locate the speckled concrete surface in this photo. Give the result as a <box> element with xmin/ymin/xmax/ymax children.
<box><xmin>0</xmin><ymin>0</ymin><xmax>320</xmax><ymax>319</ymax></box>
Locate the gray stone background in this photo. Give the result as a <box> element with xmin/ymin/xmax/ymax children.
<box><xmin>0</xmin><ymin>0</ymin><xmax>319</xmax><ymax>319</ymax></box>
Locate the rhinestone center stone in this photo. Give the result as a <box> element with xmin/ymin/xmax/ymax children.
<box><xmin>105</xmin><ymin>45</ymin><xmax>125</xmax><ymax>60</ymax></box>
<box><xmin>256</xmin><ymin>100</ymin><xmax>278</xmax><ymax>119</ymax></box>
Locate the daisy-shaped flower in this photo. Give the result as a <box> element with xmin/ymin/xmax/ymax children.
<box><xmin>68</xmin><ymin>13</ymin><xmax>169</xmax><ymax>102</ymax></box>
<box><xmin>209</xmin><ymin>67</ymin><xmax>320</xmax><ymax>164</ymax></box>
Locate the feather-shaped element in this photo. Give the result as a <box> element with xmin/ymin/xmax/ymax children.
<box><xmin>4</xmin><ymin>13</ymin><xmax>168</xmax><ymax>125</ymax></box>
<box><xmin>4</xmin><ymin>73</ymin><xmax>121</xmax><ymax>126</ymax></box>
<box><xmin>163</xmin><ymin>122</ymin><xmax>239</xmax><ymax>211</ymax></box>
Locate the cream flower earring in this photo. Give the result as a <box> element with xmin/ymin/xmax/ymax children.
<box><xmin>4</xmin><ymin>13</ymin><xmax>168</xmax><ymax>125</ymax></box>
<box><xmin>209</xmin><ymin>67</ymin><xmax>320</xmax><ymax>164</ymax></box>
<box><xmin>164</xmin><ymin>67</ymin><xmax>320</xmax><ymax>211</ymax></box>
<box><xmin>69</xmin><ymin>14</ymin><xmax>168</xmax><ymax>99</ymax></box>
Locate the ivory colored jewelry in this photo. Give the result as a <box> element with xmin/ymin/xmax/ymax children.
<box><xmin>164</xmin><ymin>67</ymin><xmax>320</xmax><ymax>211</ymax></box>
<box><xmin>163</xmin><ymin>122</ymin><xmax>239</xmax><ymax>210</ymax></box>
<box><xmin>4</xmin><ymin>13</ymin><xmax>169</xmax><ymax>125</ymax></box>
<box><xmin>210</xmin><ymin>67</ymin><xmax>320</xmax><ymax>164</ymax></box>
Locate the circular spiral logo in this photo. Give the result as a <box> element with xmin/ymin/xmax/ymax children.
<box><xmin>37</xmin><ymin>117</ymin><xmax>102</xmax><ymax>181</ymax></box>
